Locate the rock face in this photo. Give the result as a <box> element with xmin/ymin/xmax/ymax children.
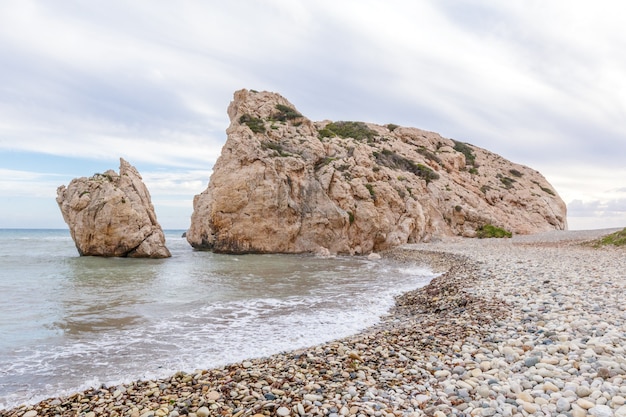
<box><xmin>57</xmin><ymin>158</ymin><xmax>171</xmax><ymax>258</ymax></box>
<box><xmin>187</xmin><ymin>89</ymin><xmax>567</xmax><ymax>254</ymax></box>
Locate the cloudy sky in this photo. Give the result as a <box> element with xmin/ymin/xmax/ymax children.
<box><xmin>1</xmin><ymin>1</ymin><xmax>624</xmax><ymax>230</ymax></box>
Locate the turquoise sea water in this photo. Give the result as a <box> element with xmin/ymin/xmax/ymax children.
<box><xmin>0</xmin><ymin>229</ymin><xmax>434</xmax><ymax>410</ymax></box>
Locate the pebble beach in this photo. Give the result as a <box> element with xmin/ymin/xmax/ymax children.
<box><xmin>4</xmin><ymin>229</ymin><xmax>625</xmax><ymax>417</ymax></box>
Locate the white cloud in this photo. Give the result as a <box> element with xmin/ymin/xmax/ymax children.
<box><xmin>0</xmin><ymin>1</ymin><xmax>625</xmax><ymax>228</ymax></box>
<box><xmin>141</xmin><ymin>169</ymin><xmax>212</xmax><ymax>196</ymax></box>
<box><xmin>0</xmin><ymin>169</ymin><xmax>67</xmax><ymax>198</ymax></box>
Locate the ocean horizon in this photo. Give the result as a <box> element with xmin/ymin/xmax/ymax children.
<box><xmin>0</xmin><ymin>228</ymin><xmax>435</xmax><ymax>410</ymax></box>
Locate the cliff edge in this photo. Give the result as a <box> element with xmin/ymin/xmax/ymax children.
<box><xmin>187</xmin><ymin>89</ymin><xmax>566</xmax><ymax>254</ymax></box>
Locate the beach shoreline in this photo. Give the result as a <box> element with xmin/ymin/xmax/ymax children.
<box><xmin>4</xmin><ymin>228</ymin><xmax>625</xmax><ymax>417</ymax></box>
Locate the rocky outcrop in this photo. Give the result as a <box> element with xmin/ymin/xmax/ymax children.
<box><xmin>187</xmin><ymin>89</ymin><xmax>567</xmax><ymax>254</ymax></box>
<box><xmin>57</xmin><ymin>158</ymin><xmax>171</xmax><ymax>258</ymax></box>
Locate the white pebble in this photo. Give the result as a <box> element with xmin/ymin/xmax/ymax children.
<box><xmin>276</xmin><ymin>406</ymin><xmax>291</xmax><ymax>416</ymax></box>
<box><xmin>196</xmin><ymin>407</ymin><xmax>210</xmax><ymax>417</ymax></box>
<box><xmin>613</xmin><ymin>396</ymin><xmax>626</xmax><ymax>406</ymax></box>
<box><xmin>556</xmin><ymin>397</ymin><xmax>571</xmax><ymax>412</ymax></box>
<box><xmin>589</xmin><ymin>404</ymin><xmax>614</xmax><ymax>417</ymax></box>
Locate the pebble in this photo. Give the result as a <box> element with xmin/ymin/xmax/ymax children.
<box><xmin>578</xmin><ymin>398</ymin><xmax>596</xmax><ymax>409</ymax></box>
<box><xmin>524</xmin><ymin>356</ymin><xmax>540</xmax><ymax>367</ymax></box>
<box><xmin>3</xmin><ymin>230</ymin><xmax>624</xmax><ymax>417</ymax></box>
<box><xmin>196</xmin><ymin>406</ymin><xmax>210</xmax><ymax>417</ymax></box>
<box><xmin>590</xmin><ymin>405</ymin><xmax>615</xmax><ymax>417</ymax></box>
<box><xmin>276</xmin><ymin>406</ymin><xmax>291</xmax><ymax>416</ymax></box>
<box><xmin>577</xmin><ymin>386</ymin><xmax>593</xmax><ymax>397</ymax></box>
<box><xmin>476</xmin><ymin>385</ymin><xmax>490</xmax><ymax>398</ymax></box>
<box><xmin>206</xmin><ymin>390</ymin><xmax>220</xmax><ymax>401</ymax></box>
<box><xmin>556</xmin><ymin>397</ymin><xmax>571</xmax><ymax>412</ymax></box>
<box><xmin>522</xmin><ymin>402</ymin><xmax>538</xmax><ymax>413</ymax></box>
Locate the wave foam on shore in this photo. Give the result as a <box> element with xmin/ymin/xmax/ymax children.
<box><xmin>4</xmin><ymin>229</ymin><xmax>626</xmax><ymax>417</ymax></box>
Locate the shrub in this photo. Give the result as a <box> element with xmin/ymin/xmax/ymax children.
<box><xmin>318</xmin><ymin>127</ymin><xmax>335</xmax><ymax>139</ymax></box>
<box><xmin>452</xmin><ymin>140</ymin><xmax>476</xmax><ymax>166</ymax></box>
<box><xmin>594</xmin><ymin>228</ymin><xmax>626</xmax><ymax>247</ymax></box>
<box><xmin>374</xmin><ymin>149</ymin><xmax>440</xmax><ymax>183</ymax></box>
<box><xmin>365</xmin><ymin>183</ymin><xmax>376</xmax><ymax>199</ymax></box>
<box><xmin>531</xmin><ymin>180</ymin><xmax>556</xmax><ymax>196</ymax></box>
<box><xmin>415</xmin><ymin>163</ymin><xmax>440</xmax><ymax>184</ymax></box>
<box><xmin>91</xmin><ymin>173</ymin><xmax>113</xmax><ymax>182</ymax></box>
<box><xmin>273</xmin><ymin>104</ymin><xmax>302</xmax><ymax>121</ymax></box>
<box><xmin>321</xmin><ymin>121</ymin><xmax>377</xmax><ymax>142</ymax></box>
<box><xmin>500</xmin><ymin>176</ymin><xmax>516</xmax><ymax>189</ymax></box>
<box><xmin>509</xmin><ymin>168</ymin><xmax>523</xmax><ymax>178</ymax></box>
<box><xmin>476</xmin><ymin>224</ymin><xmax>512</xmax><ymax>238</ymax></box>
<box><xmin>261</xmin><ymin>141</ymin><xmax>289</xmax><ymax>157</ymax></box>
<box><xmin>348</xmin><ymin>211</ymin><xmax>355</xmax><ymax>224</ymax></box>
<box><xmin>416</xmin><ymin>146</ymin><xmax>442</xmax><ymax>165</ymax></box>
<box><xmin>239</xmin><ymin>114</ymin><xmax>266</xmax><ymax>133</ymax></box>
<box><xmin>386</xmin><ymin>123</ymin><xmax>399</xmax><ymax>131</ymax></box>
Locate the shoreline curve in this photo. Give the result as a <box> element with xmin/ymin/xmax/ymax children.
<box><xmin>4</xmin><ymin>228</ymin><xmax>625</xmax><ymax>417</ymax></box>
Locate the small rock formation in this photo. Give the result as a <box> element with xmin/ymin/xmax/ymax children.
<box><xmin>187</xmin><ymin>89</ymin><xmax>567</xmax><ymax>254</ymax></box>
<box><xmin>57</xmin><ymin>158</ymin><xmax>171</xmax><ymax>258</ymax></box>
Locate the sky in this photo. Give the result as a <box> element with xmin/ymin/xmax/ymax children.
<box><xmin>1</xmin><ymin>1</ymin><xmax>625</xmax><ymax>230</ymax></box>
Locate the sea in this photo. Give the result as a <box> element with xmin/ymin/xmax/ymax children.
<box><xmin>0</xmin><ymin>229</ymin><xmax>435</xmax><ymax>410</ymax></box>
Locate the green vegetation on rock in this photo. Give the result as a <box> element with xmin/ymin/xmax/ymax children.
<box><xmin>499</xmin><ymin>176</ymin><xmax>516</xmax><ymax>189</ymax></box>
<box><xmin>452</xmin><ymin>140</ymin><xmax>476</xmax><ymax>167</ymax></box>
<box><xmin>318</xmin><ymin>121</ymin><xmax>377</xmax><ymax>142</ymax></box>
<box><xmin>416</xmin><ymin>146</ymin><xmax>442</xmax><ymax>165</ymax></box>
<box><xmin>594</xmin><ymin>228</ymin><xmax>626</xmax><ymax>247</ymax></box>
<box><xmin>374</xmin><ymin>149</ymin><xmax>440</xmax><ymax>184</ymax></box>
<box><xmin>261</xmin><ymin>141</ymin><xmax>290</xmax><ymax>157</ymax></box>
<box><xmin>273</xmin><ymin>104</ymin><xmax>302</xmax><ymax>121</ymax></box>
<box><xmin>239</xmin><ymin>114</ymin><xmax>266</xmax><ymax>133</ymax></box>
<box><xmin>476</xmin><ymin>224</ymin><xmax>512</xmax><ymax>238</ymax></box>
<box><xmin>531</xmin><ymin>180</ymin><xmax>556</xmax><ymax>196</ymax></box>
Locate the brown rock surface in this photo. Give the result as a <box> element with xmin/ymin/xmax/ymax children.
<box><xmin>187</xmin><ymin>89</ymin><xmax>566</xmax><ymax>254</ymax></box>
<box><xmin>56</xmin><ymin>158</ymin><xmax>171</xmax><ymax>258</ymax></box>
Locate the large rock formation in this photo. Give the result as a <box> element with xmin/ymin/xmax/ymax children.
<box><xmin>57</xmin><ymin>158</ymin><xmax>171</xmax><ymax>258</ymax></box>
<box><xmin>187</xmin><ymin>89</ymin><xmax>567</xmax><ymax>254</ymax></box>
